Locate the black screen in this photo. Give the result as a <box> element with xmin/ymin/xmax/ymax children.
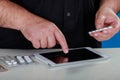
<box><xmin>40</xmin><ymin>48</ymin><xmax>103</xmax><ymax>64</ymax></box>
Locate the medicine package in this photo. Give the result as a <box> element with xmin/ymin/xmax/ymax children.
<box><xmin>0</xmin><ymin>55</ymin><xmax>35</xmax><ymax>72</ymax></box>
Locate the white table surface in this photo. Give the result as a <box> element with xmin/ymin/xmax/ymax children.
<box><xmin>0</xmin><ymin>48</ymin><xmax>120</xmax><ymax>80</ymax></box>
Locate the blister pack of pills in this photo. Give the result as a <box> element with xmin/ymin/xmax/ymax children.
<box><xmin>0</xmin><ymin>55</ymin><xmax>36</xmax><ymax>72</ymax></box>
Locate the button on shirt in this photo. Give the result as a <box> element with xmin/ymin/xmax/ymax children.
<box><xmin>0</xmin><ymin>0</ymin><xmax>101</xmax><ymax>49</ymax></box>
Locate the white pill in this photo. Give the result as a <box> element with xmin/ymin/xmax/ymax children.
<box><xmin>23</xmin><ymin>56</ymin><xmax>32</xmax><ymax>64</ymax></box>
<box><xmin>16</xmin><ymin>56</ymin><xmax>25</xmax><ymax>64</ymax></box>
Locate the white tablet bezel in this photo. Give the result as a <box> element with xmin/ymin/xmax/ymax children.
<box><xmin>34</xmin><ymin>47</ymin><xmax>109</xmax><ymax>68</ymax></box>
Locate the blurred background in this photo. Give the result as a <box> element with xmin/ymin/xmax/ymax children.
<box><xmin>102</xmin><ymin>12</ymin><xmax>120</xmax><ymax>48</ymax></box>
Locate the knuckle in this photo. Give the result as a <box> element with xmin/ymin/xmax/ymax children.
<box><xmin>33</xmin><ymin>42</ymin><xmax>40</xmax><ymax>49</ymax></box>
<box><xmin>49</xmin><ymin>22</ymin><xmax>56</xmax><ymax>27</ymax></box>
<box><xmin>41</xmin><ymin>42</ymin><xmax>47</xmax><ymax>48</ymax></box>
<box><xmin>95</xmin><ymin>12</ymin><xmax>101</xmax><ymax>19</ymax></box>
<box><xmin>48</xmin><ymin>43</ymin><xmax>56</xmax><ymax>48</ymax></box>
<box><xmin>28</xmin><ymin>32</ymin><xmax>35</xmax><ymax>38</ymax></box>
<box><xmin>41</xmin><ymin>45</ymin><xmax>47</xmax><ymax>48</ymax></box>
<box><xmin>97</xmin><ymin>39</ymin><xmax>103</xmax><ymax>42</ymax></box>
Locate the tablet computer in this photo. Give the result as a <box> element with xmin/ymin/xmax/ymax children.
<box><xmin>34</xmin><ymin>47</ymin><xmax>108</xmax><ymax>68</ymax></box>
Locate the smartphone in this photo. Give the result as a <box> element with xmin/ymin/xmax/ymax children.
<box><xmin>34</xmin><ymin>47</ymin><xmax>108</xmax><ymax>68</ymax></box>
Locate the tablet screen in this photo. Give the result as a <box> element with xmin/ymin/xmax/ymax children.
<box><xmin>40</xmin><ymin>48</ymin><xmax>103</xmax><ymax>64</ymax></box>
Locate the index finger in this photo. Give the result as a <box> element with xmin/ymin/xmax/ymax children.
<box><xmin>95</xmin><ymin>15</ymin><xmax>106</xmax><ymax>29</ymax></box>
<box><xmin>54</xmin><ymin>29</ymin><xmax>69</xmax><ymax>54</ymax></box>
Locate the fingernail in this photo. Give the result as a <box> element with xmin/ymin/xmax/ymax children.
<box><xmin>103</xmin><ymin>30</ymin><xmax>108</xmax><ymax>34</ymax></box>
<box><xmin>94</xmin><ymin>33</ymin><xmax>98</xmax><ymax>37</ymax></box>
<box><xmin>64</xmin><ymin>49</ymin><xmax>69</xmax><ymax>54</ymax></box>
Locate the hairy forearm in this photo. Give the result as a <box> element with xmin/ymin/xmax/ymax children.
<box><xmin>100</xmin><ymin>0</ymin><xmax>120</xmax><ymax>13</ymax></box>
<box><xmin>0</xmin><ymin>0</ymin><xmax>39</xmax><ymax>30</ymax></box>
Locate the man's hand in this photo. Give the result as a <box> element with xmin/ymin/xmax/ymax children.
<box><xmin>0</xmin><ymin>1</ymin><xmax>68</xmax><ymax>53</ymax></box>
<box><xmin>20</xmin><ymin>17</ymin><xmax>69</xmax><ymax>53</ymax></box>
<box><xmin>89</xmin><ymin>7</ymin><xmax>120</xmax><ymax>41</ymax></box>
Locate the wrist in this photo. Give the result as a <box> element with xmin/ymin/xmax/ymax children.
<box><xmin>99</xmin><ymin>0</ymin><xmax>119</xmax><ymax>13</ymax></box>
<box><xmin>18</xmin><ymin>14</ymin><xmax>47</xmax><ymax>32</ymax></box>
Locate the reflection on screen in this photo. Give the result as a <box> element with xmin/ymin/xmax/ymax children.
<box><xmin>40</xmin><ymin>48</ymin><xmax>102</xmax><ymax>64</ymax></box>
